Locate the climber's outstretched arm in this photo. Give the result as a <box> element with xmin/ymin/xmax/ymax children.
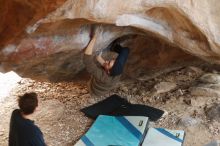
<box><xmin>84</xmin><ymin>33</ymin><xmax>97</xmax><ymax>55</ymax></box>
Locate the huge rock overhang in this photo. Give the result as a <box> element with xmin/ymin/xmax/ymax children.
<box><xmin>0</xmin><ymin>0</ymin><xmax>220</xmax><ymax>82</ymax></box>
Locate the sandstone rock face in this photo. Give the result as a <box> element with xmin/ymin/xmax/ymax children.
<box><xmin>0</xmin><ymin>0</ymin><xmax>66</xmax><ymax>48</ymax></box>
<box><xmin>1</xmin><ymin>0</ymin><xmax>220</xmax><ymax>81</ymax></box>
<box><xmin>190</xmin><ymin>73</ymin><xmax>220</xmax><ymax>97</ymax></box>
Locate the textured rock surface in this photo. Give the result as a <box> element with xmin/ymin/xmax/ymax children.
<box><xmin>178</xmin><ymin>117</ymin><xmax>201</xmax><ymax>127</ymax></box>
<box><xmin>190</xmin><ymin>73</ymin><xmax>220</xmax><ymax>97</ymax></box>
<box><xmin>205</xmin><ymin>103</ymin><xmax>220</xmax><ymax>122</ymax></box>
<box><xmin>200</xmin><ymin>73</ymin><xmax>220</xmax><ymax>84</ymax></box>
<box><xmin>1</xmin><ymin>0</ymin><xmax>220</xmax><ymax>81</ymax></box>
<box><xmin>0</xmin><ymin>0</ymin><xmax>66</xmax><ymax>48</ymax></box>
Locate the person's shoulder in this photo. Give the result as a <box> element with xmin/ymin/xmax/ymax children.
<box><xmin>12</xmin><ymin>109</ymin><xmax>20</xmax><ymax>114</ymax></box>
<box><xmin>11</xmin><ymin>109</ymin><xmax>21</xmax><ymax>118</ymax></box>
<box><xmin>26</xmin><ymin>121</ymin><xmax>41</xmax><ymax>131</ymax></box>
<box><xmin>23</xmin><ymin>121</ymin><xmax>43</xmax><ymax>138</ymax></box>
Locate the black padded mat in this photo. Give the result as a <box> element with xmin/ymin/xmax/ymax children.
<box><xmin>81</xmin><ymin>94</ymin><xmax>164</xmax><ymax>121</ymax></box>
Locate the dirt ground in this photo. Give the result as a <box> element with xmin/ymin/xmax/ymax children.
<box><xmin>0</xmin><ymin>65</ymin><xmax>219</xmax><ymax>146</ymax></box>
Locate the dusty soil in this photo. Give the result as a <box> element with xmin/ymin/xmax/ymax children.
<box><xmin>0</xmin><ymin>65</ymin><xmax>219</xmax><ymax>146</ymax></box>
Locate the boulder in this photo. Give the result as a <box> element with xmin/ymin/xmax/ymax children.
<box><xmin>1</xmin><ymin>0</ymin><xmax>220</xmax><ymax>81</ymax></box>
<box><xmin>189</xmin><ymin>73</ymin><xmax>220</xmax><ymax>97</ymax></box>
<box><xmin>190</xmin><ymin>86</ymin><xmax>220</xmax><ymax>98</ymax></box>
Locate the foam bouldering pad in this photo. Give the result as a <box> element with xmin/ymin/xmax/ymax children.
<box><xmin>75</xmin><ymin>115</ymin><xmax>149</xmax><ymax>146</ymax></box>
<box><xmin>142</xmin><ymin>128</ymin><xmax>185</xmax><ymax>146</ymax></box>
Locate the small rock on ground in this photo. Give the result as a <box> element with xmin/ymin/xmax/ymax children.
<box><xmin>205</xmin><ymin>103</ymin><xmax>220</xmax><ymax>122</ymax></box>
<box><xmin>153</xmin><ymin>81</ymin><xmax>177</xmax><ymax>94</ymax></box>
<box><xmin>200</xmin><ymin>73</ymin><xmax>220</xmax><ymax>84</ymax></box>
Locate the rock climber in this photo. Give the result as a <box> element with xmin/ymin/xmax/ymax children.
<box><xmin>83</xmin><ymin>30</ymin><xmax>130</xmax><ymax>97</ymax></box>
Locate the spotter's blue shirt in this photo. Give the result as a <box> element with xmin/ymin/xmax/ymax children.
<box><xmin>9</xmin><ymin>109</ymin><xmax>46</xmax><ymax>146</ymax></box>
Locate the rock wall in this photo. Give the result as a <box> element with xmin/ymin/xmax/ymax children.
<box><xmin>0</xmin><ymin>0</ymin><xmax>220</xmax><ymax>81</ymax></box>
<box><xmin>0</xmin><ymin>0</ymin><xmax>66</xmax><ymax>48</ymax></box>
